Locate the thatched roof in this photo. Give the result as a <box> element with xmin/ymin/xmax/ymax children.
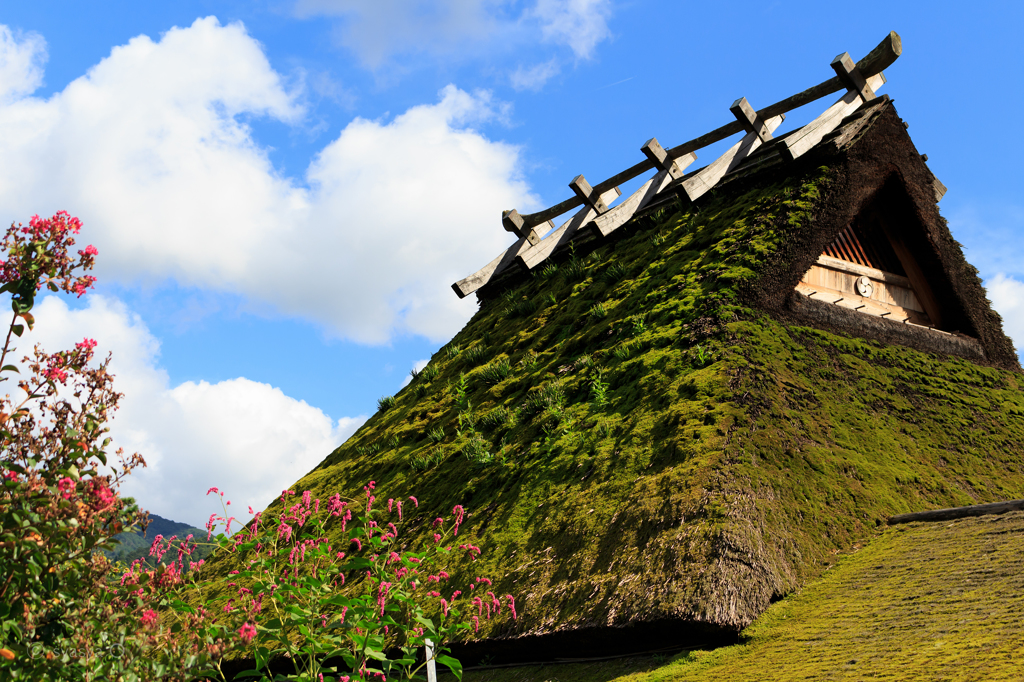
<box><xmin>213</xmin><ymin>97</ymin><xmax>1024</xmax><ymax>662</ymax></box>
<box><xmin>462</xmin><ymin>510</ymin><xmax>1024</xmax><ymax>679</ymax></box>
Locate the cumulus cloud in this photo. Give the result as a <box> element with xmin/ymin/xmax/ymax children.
<box><xmin>511</xmin><ymin>58</ymin><xmax>561</xmax><ymax>91</ymax></box>
<box><xmin>0</xmin><ymin>17</ymin><xmax>537</xmax><ymax>344</ymax></box>
<box><xmin>0</xmin><ymin>25</ymin><xmax>47</xmax><ymax>103</ymax></box>
<box><xmin>26</xmin><ymin>294</ymin><xmax>365</xmax><ymax>527</ymax></box>
<box><xmin>294</xmin><ymin>0</ymin><xmax>612</xmax><ymax>66</ymax></box>
<box><xmin>986</xmin><ymin>274</ymin><xmax>1024</xmax><ymax>356</ymax></box>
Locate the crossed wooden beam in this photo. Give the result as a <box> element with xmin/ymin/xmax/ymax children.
<box><xmin>453</xmin><ymin>32</ymin><xmax>903</xmax><ymax>299</ymax></box>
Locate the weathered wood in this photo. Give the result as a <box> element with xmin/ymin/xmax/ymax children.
<box><xmin>503</xmin><ymin>32</ymin><xmax>901</xmax><ymax>231</ymax></box>
<box><xmin>831</xmin><ymin>52</ymin><xmax>875</xmax><ymax>101</ymax></box>
<box><xmin>516</xmin><ymin>186</ymin><xmax>622</xmax><ymax>271</ymax></box>
<box><xmin>933</xmin><ymin>176</ymin><xmax>947</xmax><ymax>203</ymax></box>
<box><xmin>517</xmin><ymin>205</ymin><xmax>596</xmax><ymax>272</ymax></box>
<box><xmin>570</xmin><ymin>175</ymin><xmax>615</xmax><ymax>213</ymax></box>
<box><xmin>641</xmin><ymin>138</ymin><xmax>695</xmax><ymax>180</ymax></box>
<box><xmin>451</xmin><ymin>235</ymin><xmax>533</xmax><ymax>298</ymax></box>
<box><xmin>816</xmin><ymin>255</ymin><xmax>912</xmax><ymax>287</ymax></box>
<box><xmin>590</xmin><ymin>169</ymin><xmax>672</xmax><ymax>238</ymax></box>
<box><xmin>888</xmin><ymin>499</ymin><xmax>1024</xmax><ymax>525</ymax></box>
<box><xmin>779</xmin><ymin>72</ymin><xmax>886</xmax><ymax>162</ymax></box>
<box><xmin>730</xmin><ymin>97</ymin><xmax>773</xmax><ymax>143</ymax></box>
<box><xmin>502</xmin><ymin>209</ymin><xmax>525</xmax><ymax>236</ymax></box>
<box><xmin>681</xmin><ymin>114</ymin><xmax>784</xmax><ymax>202</ymax></box>
<box><xmin>880</xmin><ymin>217</ymin><xmax>945</xmax><ymax>329</ymax></box>
<box><xmin>426</xmin><ymin>639</ymin><xmax>437</xmax><ymax>682</ymax></box>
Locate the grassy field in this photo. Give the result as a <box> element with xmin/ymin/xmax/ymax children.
<box><xmin>461</xmin><ymin>512</ymin><xmax>1024</xmax><ymax>681</ymax></box>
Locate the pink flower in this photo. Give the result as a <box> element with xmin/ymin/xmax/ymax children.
<box><xmin>350</xmin><ymin>537</ymin><xmax>362</xmax><ymax>551</ymax></box>
<box><xmin>206</xmin><ymin>513</ymin><xmax>218</xmax><ymax>540</ymax></box>
<box><xmin>88</xmin><ymin>480</ymin><xmax>115</xmax><ymax>510</ymax></box>
<box><xmin>57</xmin><ymin>476</ymin><xmax>75</xmax><ymax>500</ymax></box>
<box><xmin>278</xmin><ymin>523</ymin><xmax>293</xmax><ymax>542</ymax></box>
<box><xmin>75</xmin><ymin>338</ymin><xmax>97</xmax><ymax>351</ymax></box>
<box><xmin>506</xmin><ymin>595</ymin><xmax>517</xmax><ymax>620</ymax></box>
<box><xmin>302</xmin><ymin>490</ymin><xmax>312</xmax><ymax>508</ymax></box>
<box><xmin>409</xmin><ymin>496</ymin><xmax>419</xmax><ymax>507</ymax></box>
<box><xmin>81</xmin><ymin>245</ymin><xmax>98</xmax><ymax>257</ymax></box>
<box><xmin>2</xmin><ymin>470</ymin><xmax>16</xmax><ymax>481</ymax></box>
<box><xmin>206</xmin><ymin>487</ymin><xmax>220</xmax><ymax>495</ymax></box>
<box><xmin>453</xmin><ymin>505</ymin><xmax>465</xmax><ymax>536</ymax></box>
<box><xmin>238</xmin><ymin>622</ymin><xmax>257</xmax><ymax>644</ymax></box>
<box><xmin>140</xmin><ymin>609</ymin><xmax>159</xmax><ymax>630</ymax></box>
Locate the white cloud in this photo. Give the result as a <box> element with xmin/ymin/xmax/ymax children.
<box><xmin>295</xmin><ymin>0</ymin><xmax>503</xmax><ymax>69</ymax></box>
<box><xmin>399</xmin><ymin>358</ymin><xmax>430</xmax><ymax>389</ymax></box>
<box><xmin>294</xmin><ymin>0</ymin><xmax>612</xmax><ymax>66</ymax></box>
<box><xmin>986</xmin><ymin>274</ymin><xmax>1024</xmax><ymax>356</ymax></box>
<box><xmin>0</xmin><ymin>25</ymin><xmax>46</xmax><ymax>103</ymax></box>
<box><xmin>0</xmin><ymin>18</ymin><xmax>537</xmax><ymax>344</ymax></box>
<box><xmin>511</xmin><ymin>58</ymin><xmax>561</xmax><ymax>91</ymax></box>
<box><xmin>26</xmin><ymin>294</ymin><xmax>365</xmax><ymax>528</ymax></box>
<box><xmin>531</xmin><ymin>0</ymin><xmax>612</xmax><ymax>59</ymax></box>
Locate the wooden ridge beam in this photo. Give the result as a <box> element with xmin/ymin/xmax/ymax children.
<box><xmin>503</xmin><ymin>31</ymin><xmax>901</xmax><ymax>231</ymax></box>
<box><xmin>517</xmin><ymin>186</ymin><xmax>621</xmax><ymax>271</ymax></box>
<box><xmin>778</xmin><ymin>72</ymin><xmax>886</xmax><ymax>162</ymax></box>
<box><xmin>681</xmin><ymin>113</ymin><xmax>785</xmax><ymax>202</ymax></box>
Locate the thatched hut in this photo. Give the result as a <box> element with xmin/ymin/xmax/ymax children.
<box><xmin>228</xmin><ymin>94</ymin><xmax>1024</xmax><ymax>664</ymax></box>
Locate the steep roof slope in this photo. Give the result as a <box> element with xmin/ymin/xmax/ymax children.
<box><xmin>219</xmin><ymin>99</ymin><xmax>1024</xmax><ymax>656</ymax></box>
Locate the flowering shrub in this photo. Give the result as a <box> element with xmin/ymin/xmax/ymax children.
<box><xmin>132</xmin><ymin>483</ymin><xmax>515</xmax><ymax>681</ymax></box>
<box><xmin>0</xmin><ymin>214</ymin><xmax>234</xmax><ymax>680</ymax></box>
<box><xmin>0</xmin><ymin>213</ymin><xmax>515</xmax><ymax>681</ymax></box>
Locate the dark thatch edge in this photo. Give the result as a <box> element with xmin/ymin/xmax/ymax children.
<box><xmin>888</xmin><ymin>499</ymin><xmax>1024</xmax><ymax>525</ymax></box>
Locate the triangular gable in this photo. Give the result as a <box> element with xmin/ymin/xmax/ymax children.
<box><xmin>741</xmin><ymin>101</ymin><xmax>1020</xmax><ymax>371</ymax></box>
<box><xmin>796</xmin><ymin>181</ymin><xmax>941</xmax><ymax>329</ymax></box>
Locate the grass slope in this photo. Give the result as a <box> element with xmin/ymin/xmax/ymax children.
<box><xmin>460</xmin><ymin>511</ymin><xmax>1024</xmax><ymax>681</ymax></box>
<box><xmin>203</xmin><ymin>161</ymin><xmax>1024</xmax><ymax>642</ymax></box>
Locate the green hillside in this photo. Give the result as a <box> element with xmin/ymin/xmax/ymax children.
<box><xmin>102</xmin><ymin>513</ymin><xmax>213</xmax><ymax>566</ymax></box>
<box><xmin>202</xmin><ymin>103</ymin><xmax>1024</xmax><ymax>652</ymax></box>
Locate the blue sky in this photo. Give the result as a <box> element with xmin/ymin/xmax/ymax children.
<box><xmin>1</xmin><ymin>1</ymin><xmax>1021</xmax><ymax>527</ymax></box>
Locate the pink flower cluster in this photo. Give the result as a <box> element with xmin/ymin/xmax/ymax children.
<box><xmin>57</xmin><ymin>476</ymin><xmax>75</xmax><ymax>500</ymax></box>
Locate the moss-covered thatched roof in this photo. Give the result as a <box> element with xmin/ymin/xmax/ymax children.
<box><xmin>460</xmin><ymin>510</ymin><xmax>1024</xmax><ymax>680</ymax></box>
<box><xmin>211</xmin><ymin>97</ymin><xmax>1024</xmax><ymax>660</ymax></box>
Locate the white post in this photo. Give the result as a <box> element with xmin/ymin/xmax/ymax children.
<box><xmin>425</xmin><ymin>638</ymin><xmax>437</xmax><ymax>682</ymax></box>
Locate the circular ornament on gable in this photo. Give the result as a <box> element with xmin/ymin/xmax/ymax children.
<box><xmin>855</xmin><ymin>276</ymin><xmax>873</xmax><ymax>298</ymax></box>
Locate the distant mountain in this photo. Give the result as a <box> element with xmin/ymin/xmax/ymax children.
<box><xmin>102</xmin><ymin>513</ymin><xmax>215</xmax><ymax>567</ymax></box>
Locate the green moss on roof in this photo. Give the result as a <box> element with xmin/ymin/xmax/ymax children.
<box><xmin>204</xmin><ymin>157</ymin><xmax>1024</xmax><ymax>642</ymax></box>
<box><xmin>459</xmin><ymin>511</ymin><xmax>1024</xmax><ymax>681</ymax></box>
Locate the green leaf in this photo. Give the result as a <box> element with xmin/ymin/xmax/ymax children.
<box><xmin>1</xmin><ymin>365</ymin><xmax>18</xmax><ymax>374</ymax></box>
<box><xmin>233</xmin><ymin>671</ymin><xmax>265</xmax><ymax>679</ymax></box>
<box><xmin>436</xmin><ymin>655</ymin><xmax>463</xmax><ymax>680</ymax></box>
<box><xmin>11</xmin><ymin>324</ymin><xmax>23</xmax><ymax>338</ymax></box>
